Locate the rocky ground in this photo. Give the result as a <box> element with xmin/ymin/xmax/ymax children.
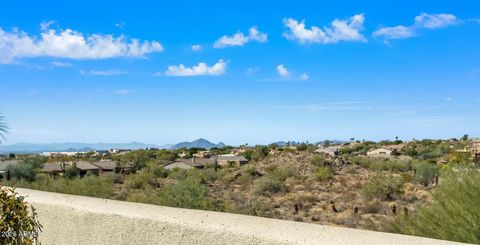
<box><xmin>208</xmin><ymin>150</ymin><xmax>433</xmax><ymax>230</ymax></box>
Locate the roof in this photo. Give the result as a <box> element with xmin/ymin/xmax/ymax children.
<box><xmin>41</xmin><ymin>163</ymin><xmax>63</xmax><ymax>172</ymax></box>
<box><xmin>166</xmin><ymin>158</ymin><xmax>216</xmax><ymax>168</ymax></box>
<box><xmin>0</xmin><ymin>160</ymin><xmax>20</xmax><ymax>171</ymax></box>
<box><xmin>91</xmin><ymin>160</ymin><xmax>117</xmax><ymax>170</ymax></box>
<box><xmin>213</xmin><ymin>155</ymin><xmax>247</xmax><ymax>162</ymax></box>
<box><xmin>367</xmin><ymin>148</ymin><xmax>393</xmax><ymax>153</ymax></box>
<box><xmin>74</xmin><ymin>161</ymin><xmax>100</xmax><ymax>171</ymax></box>
<box><xmin>163</xmin><ymin>161</ymin><xmax>195</xmax><ymax>169</ymax></box>
<box><xmin>384</xmin><ymin>144</ymin><xmax>405</xmax><ymax>150</ymax></box>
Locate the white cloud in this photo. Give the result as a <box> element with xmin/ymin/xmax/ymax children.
<box><xmin>165</xmin><ymin>59</ymin><xmax>227</xmax><ymax>76</ymax></box>
<box><xmin>0</xmin><ymin>23</ymin><xmax>163</xmax><ymax>64</ymax></box>
<box><xmin>213</xmin><ymin>26</ymin><xmax>267</xmax><ymax>48</ymax></box>
<box><xmin>51</xmin><ymin>61</ymin><xmax>72</xmax><ymax>67</ymax></box>
<box><xmin>276</xmin><ymin>64</ymin><xmax>289</xmax><ymax>78</ymax></box>
<box><xmin>414</xmin><ymin>13</ymin><xmax>457</xmax><ymax>29</ymax></box>
<box><xmin>283</xmin><ymin>14</ymin><xmax>366</xmax><ymax>44</ymax></box>
<box><xmin>248</xmin><ymin>26</ymin><xmax>268</xmax><ymax>42</ymax></box>
<box><xmin>299</xmin><ymin>73</ymin><xmax>309</xmax><ymax>80</ymax></box>
<box><xmin>80</xmin><ymin>69</ymin><xmax>127</xmax><ymax>76</ymax></box>
<box><xmin>373</xmin><ymin>25</ymin><xmax>415</xmax><ymax>40</ymax></box>
<box><xmin>40</xmin><ymin>20</ymin><xmax>56</xmax><ymax>31</ymax></box>
<box><xmin>191</xmin><ymin>44</ymin><xmax>202</xmax><ymax>51</ymax></box>
<box><xmin>374</xmin><ymin>13</ymin><xmax>458</xmax><ymax>41</ymax></box>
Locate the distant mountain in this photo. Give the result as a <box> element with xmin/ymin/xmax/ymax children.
<box><xmin>271</xmin><ymin>141</ymin><xmax>288</xmax><ymax>147</ymax></box>
<box><xmin>171</xmin><ymin>138</ymin><xmax>225</xmax><ymax>150</ymax></box>
<box><xmin>0</xmin><ymin>142</ymin><xmax>160</xmax><ymax>154</ymax></box>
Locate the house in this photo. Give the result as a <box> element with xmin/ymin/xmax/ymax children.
<box><xmin>109</xmin><ymin>149</ymin><xmax>131</xmax><ymax>155</ymax></box>
<box><xmin>91</xmin><ymin>160</ymin><xmax>118</xmax><ymax>173</ymax></box>
<box><xmin>383</xmin><ymin>144</ymin><xmax>405</xmax><ymax>154</ymax></box>
<box><xmin>0</xmin><ymin>160</ymin><xmax>20</xmax><ymax>180</ymax></box>
<box><xmin>177</xmin><ymin>152</ymin><xmax>188</xmax><ymax>158</ymax></box>
<box><xmin>73</xmin><ymin>161</ymin><xmax>100</xmax><ymax>176</ymax></box>
<box><xmin>40</xmin><ymin>163</ymin><xmax>64</xmax><ymax>175</ymax></box>
<box><xmin>41</xmin><ymin>151</ymin><xmax>87</xmax><ymax>157</ymax></box>
<box><xmin>367</xmin><ymin>148</ymin><xmax>393</xmax><ymax>157</ymax></box>
<box><xmin>193</xmin><ymin>151</ymin><xmax>211</xmax><ymax>158</ymax></box>
<box><xmin>163</xmin><ymin>157</ymin><xmax>216</xmax><ymax>170</ymax></box>
<box><xmin>213</xmin><ymin>154</ymin><xmax>248</xmax><ymax>166</ymax></box>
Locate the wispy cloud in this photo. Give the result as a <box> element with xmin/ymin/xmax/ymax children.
<box><xmin>113</xmin><ymin>89</ymin><xmax>134</xmax><ymax>95</ymax></box>
<box><xmin>374</xmin><ymin>13</ymin><xmax>457</xmax><ymax>41</ymax></box>
<box><xmin>414</xmin><ymin>13</ymin><xmax>457</xmax><ymax>29</ymax></box>
<box><xmin>245</xmin><ymin>67</ymin><xmax>259</xmax><ymax>75</ymax></box>
<box><xmin>283</xmin><ymin>14</ymin><xmax>366</xmax><ymax>44</ymax></box>
<box><xmin>213</xmin><ymin>26</ymin><xmax>267</xmax><ymax>48</ymax></box>
<box><xmin>191</xmin><ymin>44</ymin><xmax>202</xmax><ymax>51</ymax></box>
<box><xmin>115</xmin><ymin>22</ymin><xmax>125</xmax><ymax>29</ymax></box>
<box><xmin>80</xmin><ymin>69</ymin><xmax>128</xmax><ymax>76</ymax></box>
<box><xmin>51</xmin><ymin>61</ymin><xmax>72</xmax><ymax>67</ymax></box>
<box><xmin>299</xmin><ymin>73</ymin><xmax>309</xmax><ymax>81</ymax></box>
<box><xmin>162</xmin><ymin>59</ymin><xmax>227</xmax><ymax>76</ymax></box>
<box><xmin>401</xmin><ymin>116</ymin><xmax>465</xmax><ymax>123</ymax></box>
<box><xmin>0</xmin><ymin>22</ymin><xmax>163</xmax><ymax>64</ymax></box>
<box><xmin>274</xmin><ymin>101</ymin><xmax>381</xmax><ymax>112</ymax></box>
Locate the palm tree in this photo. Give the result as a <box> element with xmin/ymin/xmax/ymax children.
<box><xmin>0</xmin><ymin>114</ymin><xmax>7</xmax><ymax>143</ymax></box>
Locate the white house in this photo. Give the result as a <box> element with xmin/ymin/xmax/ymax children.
<box><xmin>367</xmin><ymin>148</ymin><xmax>393</xmax><ymax>157</ymax></box>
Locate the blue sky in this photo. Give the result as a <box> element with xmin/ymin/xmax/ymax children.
<box><xmin>1</xmin><ymin>0</ymin><xmax>479</xmax><ymax>145</ymax></box>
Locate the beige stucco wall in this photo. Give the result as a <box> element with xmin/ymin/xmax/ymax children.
<box><xmin>16</xmin><ymin>188</ymin><xmax>463</xmax><ymax>245</ymax></box>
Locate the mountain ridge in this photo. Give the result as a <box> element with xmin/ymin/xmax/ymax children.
<box><xmin>0</xmin><ymin>138</ymin><xmax>226</xmax><ymax>153</ymax></box>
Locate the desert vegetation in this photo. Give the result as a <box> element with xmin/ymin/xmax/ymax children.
<box><xmin>2</xmin><ymin>137</ymin><xmax>480</xmax><ymax>243</ymax></box>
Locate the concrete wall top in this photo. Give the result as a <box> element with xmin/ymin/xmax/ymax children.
<box><xmin>16</xmin><ymin>188</ymin><xmax>464</xmax><ymax>245</ymax></box>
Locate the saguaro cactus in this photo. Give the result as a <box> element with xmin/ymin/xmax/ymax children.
<box><xmin>330</xmin><ymin>201</ymin><xmax>338</xmax><ymax>213</ymax></box>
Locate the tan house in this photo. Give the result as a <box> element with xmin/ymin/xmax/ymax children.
<box><xmin>193</xmin><ymin>151</ymin><xmax>211</xmax><ymax>158</ymax></box>
<box><xmin>40</xmin><ymin>163</ymin><xmax>64</xmax><ymax>175</ymax></box>
<box><xmin>163</xmin><ymin>157</ymin><xmax>215</xmax><ymax>170</ymax></box>
<box><xmin>73</xmin><ymin>161</ymin><xmax>100</xmax><ymax>176</ymax></box>
<box><xmin>214</xmin><ymin>154</ymin><xmax>248</xmax><ymax>166</ymax></box>
<box><xmin>367</xmin><ymin>148</ymin><xmax>393</xmax><ymax>157</ymax></box>
<box><xmin>91</xmin><ymin>160</ymin><xmax>118</xmax><ymax>173</ymax></box>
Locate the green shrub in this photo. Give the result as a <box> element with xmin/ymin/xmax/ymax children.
<box><xmin>414</xmin><ymin>162</ymin><xmax>439</xmax><ymax>186</ymax></box>
<box><xmin>350</xmin><ymin>156</ymin><xmax>372</xmax><ymax>169</ymax></box>
<box><xmin>255</xmin><ymin>178</ymin><xmax>287</xmax><ymax>194</ymax></box>
<box><xmin>296</xmin><ymin>143</ymin><xmax>308</xmax><ymax>151</ymax></box>
<box><xmin>125</xmin><ymin>186</ymin><xmax>161</xmax><ymax>204</ymax></box>
<box><xmin>361</xmin><ymin>173</ymin><xmax>402</xmax><ymax>200</ymax></box>
<box><xmin>0</xmin><ymin>187</ymin><xmax>42</xmax><ymax>245</ymax></box>
<box><xmin>310</xmin><ymin>156</ymin><xmax>330</xmax><ymax>167</ymax></box>
<box><xmin>372</xmin><ymin>160</ymin><xmax>409</xmax><ymax>172</ymax></box>
<box><xmin>64</xmin><ymin>166</ymin><xmax>79</xmax><ymax>179</ymax></box>
<box><xmin>221</xmin><ymin>172</ymin><xmax>236</xmax><ymax>185</ymax></box>
<box><xmin>110</xmin><ymin>173</ymin><xmax>124</xmax><ymax>184</ymax></box>
<box><xmin>385</xmin><ymin>168</ymin><xmax>480</xmax><ymax>243</ymax></box>
<box><xmin>145</xmin><ymin>162</ymin><xmax>168</xmax><ymax>178</ymax></box>
<box><xmin>124</xmin><ymin>171</ymin><xmax>156</xmax><ymax>189</ymax></box>
<box><xmin>7</xmin><ymin>163</ymin><xmax>35</xmax><ymax>182</ymax></box>
<box><xmin>314</xmin><ymin>167</ymin><xmax>334</xmax><ymax>181</ymax></box>
<box><xmin>159</xmin><ymin>176</ymin><xmax>215</xmax><ymax>210</ymax></box>
<box><xmin>12</xmin><ymin>174</ymin><xmax>115</xmax><ymax>199</ymax></box>
<box><xmin>267</xmin><ymin>167</ymin><xmax>294</xmax><ymax>181</ymax></box>
<box><xmin>168</xmin><ymin>168</ymin><xmax>188</xmax><ymax>180</ymax></box>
